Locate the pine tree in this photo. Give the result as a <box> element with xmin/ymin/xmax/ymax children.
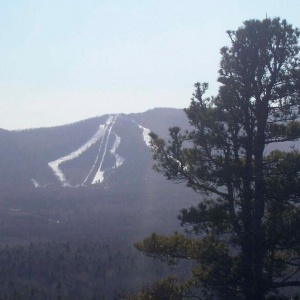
<box><xmin>134</xmin><ymin>18</ymin><xmax>300</xmax><ymax>300</ymax></box>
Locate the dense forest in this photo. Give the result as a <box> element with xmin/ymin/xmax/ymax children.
<box><xmin>0</xmin><ymin>182</ymin><xmax>195</xmax><ymax>299</ymax></box>
<box><xmin>0</xmin><ymin>239</ymin><xmax>191</xmax><ymax>299</ymax></box>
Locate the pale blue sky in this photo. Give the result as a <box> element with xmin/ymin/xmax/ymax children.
<box><xmin>1</xmin><ymin>0</ymin><xmax>299</xmax><ymax>130</ymax></box>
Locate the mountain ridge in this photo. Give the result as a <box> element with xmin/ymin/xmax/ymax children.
<box><xmin>0</xmin><ymin>108</ymin><xmax>189</xmax><ymax>192</ymax></box>
<box><xmin>0</xmin><ymin>107</ymin><xmax>200</xmax><ymax>244</ymax></box>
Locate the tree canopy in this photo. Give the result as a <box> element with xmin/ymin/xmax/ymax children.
<box><xmin>132</xmin><ymin>18</ymin><xmax>300</xmax><ymax>300</ymax></box>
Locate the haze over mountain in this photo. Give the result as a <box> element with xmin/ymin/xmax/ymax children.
<box><xmin>0</xmin><ymin>108</ymin><xmax>188</xmax><ymax>190</ymax></box>
<box><xmin>0</xmin><ymin>108</ymin><xmax>201</xmax><ymax>241</ymax></box>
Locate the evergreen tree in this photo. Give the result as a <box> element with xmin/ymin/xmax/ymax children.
<box><xmin>134</xmin><ymin>18</ymin><xmax>300</xmax><ymax>299</ymax></box>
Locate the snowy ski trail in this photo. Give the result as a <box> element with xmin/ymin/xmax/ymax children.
<box><xmin>117</xmin><ymin>115</ymin><xmax>152</xmax><ymax>147</ymax></box>
<box><xmin>48</xmin><ymin>116</ymin><xmax>111</xmax><ymax>186</ymax></box>
<box><xmin>82</xmin><ymin>116</ymin><xmax>114</xmax><ymax>185</ymax></box>
<box><xmin>138</xmin><ymin>125</ymin><xmax>151</xmax><ymax>146</ymax></box>
<box><xmin>48</xmin><ymin>113</ymin><xmax>149</xmax><ymax>186</ymax></box>
<box><xmin>110</xmin><ymin>133</ymin><xmax>124</xmax><ymax>168</ymax></box>
<box><xmin>92</xmin><ymin>115</ymin><xmax>118</xmax><ymax>184</ymax></box>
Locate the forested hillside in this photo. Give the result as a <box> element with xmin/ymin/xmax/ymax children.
<box><xmin>0</xmin><ymin>108</ymin><xmax>197</xmax><ymax>299</ymax></box>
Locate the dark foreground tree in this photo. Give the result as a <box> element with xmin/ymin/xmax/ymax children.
<box><xmin>132</xmin><ymin>18</ymin><xmax>300</xmax><ymax>300</ymax></box>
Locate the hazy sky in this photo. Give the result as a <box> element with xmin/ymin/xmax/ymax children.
<box><xmin>1</xmin><ymin>0</ymin><xmax>299</xmax><ymax>130</ymax></box>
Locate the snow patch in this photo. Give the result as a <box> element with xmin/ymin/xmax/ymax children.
<box><xmin>111</xmin><ymin>134</ymin><xmax>125</xmax><ymax>168</ymax></box>
<box><xmin>116</xmin><ymin>114</ymin><xmax>152</xmax><ymax>147</ymax></box>
<box><xmin>48</xmin><ymin>118</ymin><xmax>108</xmax><ymax>186</ymax></box>
<box><xmin>139</xmin><ymin>125</ymin><xmax>151</xmax><ymax>146</ymax></box>
<box><xmin>31</xmin><ymin>179</ymin><xmax>40</xmax><ymax>188</ymax></box>
<box><xmin>92</xmin><ymin>170</ymin><xmax>105</xmax><ymax>184</ymax></box>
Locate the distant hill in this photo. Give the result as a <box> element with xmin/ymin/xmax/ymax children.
<box><xmin>0</xmin><ymin>108</ymin><xmax>200</xmax><ymax>241</ymax></box>
<box><xmin>0</xmin><ymin>108</ymin><xmax>189</xmax><ymax>190</ymax></box>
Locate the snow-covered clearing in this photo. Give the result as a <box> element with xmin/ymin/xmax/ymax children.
<box><xmin>48</xmin><ymin>116</ymin><xmax>112</xmax><ymax>186</ymax></box>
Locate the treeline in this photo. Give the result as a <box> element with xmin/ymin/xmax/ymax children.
<box><xmin>0</xmin><ymin>239</ymin><xmax>186</xmax><ymax>299</ymax></box>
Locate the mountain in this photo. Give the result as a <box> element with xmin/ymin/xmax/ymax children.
<box><xmin>0</xmin><ymin>108</ymin><xmax>188</xmax><ymax>189</ymax></box>
<box><xmin>0</xmin><ymin>108</ymin><xmax>200</xmax><ymax>242</ymax></box>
